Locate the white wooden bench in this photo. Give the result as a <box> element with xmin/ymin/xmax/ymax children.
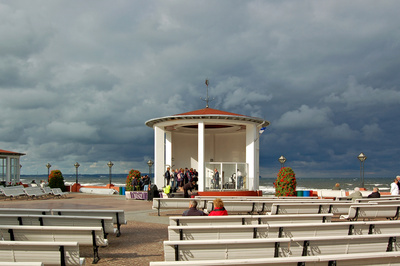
<box><xmin>372</xmin><ymin>199</ymin><xmax>400</xmax><ymax>205</ymax></box>
<box><xmin>268</xmin><ymin>202</ymin><xmax>332</xmax><ymax>215</ymax></box>
<box><xmin>0</xmin><ymin>225</ymin><xmax>106</xmax><ymax>264</ymax></box>
<box><xmin>154</xmin><ymin>198</ymin><xmax>335</xmax><ymax>216</ymax></box>
<box><xmin>195</xmin><ymin>196</ymin><xmax>321</xmax><ymax>201</ymax></box>
<box><xmin>205</xmin><ymin>200</ymin><xmax>263</xmax><ymax>214</ymax></box>
<box><xmin>0</xmin><ymin>214</ymin><xmax>116</xmax><ymax>238</ymax></box>
<box><xmin>0</xmin><ymin>241</ymin><xmax>85</xmax><ymax>266</ymax></box>
<box><xmin>168</xmin><ymin>220</ymin><xmax>400</xmax><ymax>240</ymax></box>
<box><xmin>355</xmin><ymin>197</ymin><xmax>400</xmax><ymax>203</ymax></box>
<box><xmin>0</xmin><ymin>208</ymin><xmax>52</xmax><ymax>215</ymax></box>
<box><xmin>316</xmin><ymin>189</ymin><xmax>347</xmax><ymax>198</ymax></box>
<box><xmin>51</xmin><ymin>209</ymin><xmax>126</xmax><ymax>237</ymax></box>
<box><xmin>41</xmin><ymin>186</ymin><xmax>56</xmax><ymax>198</ymax></box>
<box><xmin>52</xmin><ymin>188</ymin><xmax>68</xmax><ymax>198</ymax></box>
<box><xmin>268</xmin><ymin>202</ymin><xmax>376</xmax><ymax>215</ymax></box>
<box><xmin>153</xmin><ymin>198</ymin><xmax>208</xmax><ymax>216</ymax></box>
<box><xmin>163</xmin><ymin>233</ymin><xmax>400</xmax><ymax>261</ymax></box>
<box><xmin>169</xmin><ymin>213</ymin><xmax>333</xmax><ymax>226</ymax></box>
<box><xmin>340</xmin><ymin>204</ymin><xmax>400</xmax><ymax>221</ymax></box>
<box><xmin>0</xmin><ymin>263</ymin><xmax>44</xmax><ymax>266</ymax></box>
<box><xmin>0</xmin><ymin>187</ymin><xmax>27</xmax><ymax>199</ymax></box>
<box><xmin>247</xmin><ymin>199</ymin><xmax>336</xmax><ymax>214</ymax></box>
<box><xmin>23</xmin><ymin>187</ymin><xmax>48</xmax><ymax>199</ymax></box>
<box><xmin>150</xmin><ymin>251</ymin><xmax>400</xmax><ymax>265</ymax></box>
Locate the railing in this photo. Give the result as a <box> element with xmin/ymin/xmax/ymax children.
<box><xmin>204</xmin><ymin>162</ymin><xmax>248</xmax><ymax>191</ymax></box>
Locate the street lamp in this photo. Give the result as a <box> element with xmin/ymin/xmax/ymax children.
<box><xmin>278</xmin><ymin>156</ymin><xmax>286</xmax><ymax>168</ymax></box>
<box><xmin>74</xmin><ymin>162</ymin><xmax>80</xmax><ymax>185</ymax></box>
<box><xmin>46</xmin><ymin>163</ymin><xmax>51</xmax><ymax>182</ymax></box>
<box><xmin>147</xmin><ymin>159</ymin><xmax>154</xmax><ymax>182</ymax></box>
<box><xmin>107</xmin><ymin>161</ymin><xmax>114</xmax><ymax>186</ymax></box>
<box><xmin>357</xmin><ymin>152</ymin><xmax>367</xmax><ymax>188</ymax></box>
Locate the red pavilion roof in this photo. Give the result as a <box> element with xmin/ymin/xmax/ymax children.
<box><xmin>0</xmin><ymin>149</ymin><xmax>25</xmax><ymax>156</ymax></box>
<box><xmin>146</xmin><ymin>107</ymin><xmax>269</xmax><ymax>128</ymax></box>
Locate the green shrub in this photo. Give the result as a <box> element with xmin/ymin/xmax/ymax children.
<box><xmin>274</xmin><ymin>167</ymin><xmax>297</xmax><ymax>196</ymax></box>
<box><xmin>48</xmin><ymin>170</ymin><xmax>66</xmax><ymax>192</ymax></box>
<box><xmin>126</xmin><ymin>169</ymin><xmax>141</xmax><ymax>191</ymax></box>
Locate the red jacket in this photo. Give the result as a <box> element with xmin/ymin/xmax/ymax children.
<box><xmin>208</xmin><ymin>207</ymin><xmax>228</xmax><ymax>216</ymax></box>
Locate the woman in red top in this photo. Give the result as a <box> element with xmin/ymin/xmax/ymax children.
<box><xmin>208</xmin><ymin>198</ymin><xmax>228</xmax><ymax>216</ymax></box>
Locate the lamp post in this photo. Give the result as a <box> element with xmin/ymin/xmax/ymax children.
<box><xmin>278</xmin><ymin>156</ymin><xmax>286</xmax><ymax>169</ymax></box>
<box><xmin>46</xmin><ymin>163</ymin><xmax>51</xmax><ymax>182</ymax></box>
<box><xmin>357</xmin><ymin>152</ymin><xmax>367</xmax><ymax>188</ymax></box>
<box><xmin>147</xmin><ymin>159</ymin><xmax>154</xmax><ymax>183</ymax></box>
<box><xmin>74</xmin><ymin>162</ymin><xmax>80</xmax><ymax>185</ymax></box>
<box><xmin>107</xmin><ymin>161</ymin><xmax>114</xmax><ymax>186</ymax></box>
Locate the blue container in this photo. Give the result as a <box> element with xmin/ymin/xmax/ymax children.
<box><xmin>120</xmin><ymin>187</ymin><xmax>126</xmax><ymax>195</ymax></box>
<box><xmin>303</xmin><ymin>190</ymin><xmax>310</xmax><ymax>197</ymax></box>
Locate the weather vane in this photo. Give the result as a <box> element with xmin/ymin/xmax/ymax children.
<box><xmin>200</xmin><ymin>79</ymin><xmax>214</xmax><ymax>108</ymax></box>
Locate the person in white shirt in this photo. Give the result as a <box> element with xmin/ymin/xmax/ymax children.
<box><xmin>390</xmin><ymin>179</ymin><xmax>399</xmax><ymax>195</ymax></box>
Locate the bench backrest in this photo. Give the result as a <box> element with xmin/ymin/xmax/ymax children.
<box><xmin>0</xmin><ymin>262</ymin><xmax>44</xmax><ymax>266</ymax></box>
<box><xmin>0</xmin><ymin>214</ymin><xmax>115</xmax><ymax>234</ymax></box>
<box><xmin>51</xmin><ymin>209</ymin><xmax>126</xmax><ymax>225</ymax></box>
<box><xmin>269</xmin><ymin>202</ymin><xmax>331</xmax><ymax>215</ymax></box>
<box><xmin>0</xmin><ymin>208</ymin><xmax>52</xmax><ymax>215</ymax></box>
<box><xmin>23</xmin><ymin>187</ymin><xmax>47</xmax><ymax>197</ymax></box>
<box><xmin>206</xmin><ymin>200</ymin><xmax>261</xmax><ymax>214</ymax></box>
<box><xmin>0</xmin><ymin>241</ymin><xmax>84</xmax><ymax>265</ymax></box>
<box><xmin>168</xmin><ymin>220</ymin><xmax>400</xmax><ymax>241</ymax></box>
<box><xmin>355</xmin><ymin>197</ymin><xmax>400</xmax><ymax>203</ymax></box>
<box><xmin>164</xmin><ymin>234</ymin><xmax>400</xmax><ymax>261</ymax></box>
<box><xmin>0</xmin><ymin>187</ymin><xmax>26</xmax><ymax>197</ymax></box>
<box><xmin>149</xmin><ymin>251</ymin><xmax>400</xmax><ymax>266</ymax></box>
<box><xmin>0</xmin><ymin>225</ymin><xmax>107</xmax><ymax>246</ymax></box>
<box><xmin>169</xmin><ymin>213</ymin><xmax>333</xmax><ymax>226</ymax></box>
<box><xmin>344</xmin><ymin>204</ymin><xmax>400</xmax><ymax>220</ymax></box>
<box><xmin>153</xmin><ymin>198</ymin><xmax>208</xmax><ymax>210</ymax></box>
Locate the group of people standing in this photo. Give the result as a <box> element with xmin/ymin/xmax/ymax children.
<box><xmin>165</xmin><ymin>167</ymin><xmax>243</xmax><ymax>190</ymax></box>
<box><xmin>131</xmin><ymin>175</ymin><xmax>151</xmax><ymax>191</ymax></box>
<box><xmin>164</xmin><ymin>167</ymin><xmax>199</xmax><ymax>190</ymax></box>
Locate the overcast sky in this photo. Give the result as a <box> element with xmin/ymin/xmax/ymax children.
<box><xmin>1</xmin><ymin>1</ymin><xmax>399</xmax><ymax>178</ymax></box>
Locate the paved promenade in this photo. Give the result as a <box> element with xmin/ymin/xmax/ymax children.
<box><xmin>0</xmin><ymin>193</ymin><xmax>178</xmax><ymax>266</ymax></box>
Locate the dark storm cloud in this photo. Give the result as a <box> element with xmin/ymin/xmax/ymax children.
<box><xmin>1</xmin><ymin>1</ymin><xmax>399</xmax><ymax>178</ymax></box>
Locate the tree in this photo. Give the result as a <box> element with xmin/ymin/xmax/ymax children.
<box><xmin>48</xmin><ymin>170</ymin><xmax>66</xmax><ymax>192</ymax></box>
<box><xmin>274</xmin><ymin>167</ymin><xmax>297</xmax><ymax>197</ymax></box>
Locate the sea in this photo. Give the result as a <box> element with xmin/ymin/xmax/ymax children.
<box><xmin>21</xmin><ymin>174</ymin><xmax>393</xmax><ymax>195</ymax></box>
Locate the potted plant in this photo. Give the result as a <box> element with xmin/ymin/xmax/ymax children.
<box><xmin>126</xmin><ymin>169</ymin><xmax>141</xmax><ymax>191</ymax></box>
<box><xmin>274</xmin><ymin>167</ymin><xmax>296</xmax><ymax>197</ymax></box>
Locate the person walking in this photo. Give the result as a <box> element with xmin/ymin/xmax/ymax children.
<box><xmin>391</xmin><ymin>179</ymin><xmax>399</xmax><ymax>195</ymax></box>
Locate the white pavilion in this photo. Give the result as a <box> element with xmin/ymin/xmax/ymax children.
<box><xmin>0</xmin><ymin>149</ymin><xmax>25</xmax><ymax>186</ymax></box>
<box><xmin>145</xmin><ymin>107</ymin><xmax>269</xmax><ymax>195</ymax></box>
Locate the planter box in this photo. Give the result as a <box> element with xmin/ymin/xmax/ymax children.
<box><xmin>125</xmin><ymin>191</ymin><xmax>148</xmax><ymax>200</ymax></box>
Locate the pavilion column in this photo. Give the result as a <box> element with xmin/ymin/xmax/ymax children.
<box><xmin>198</xmin><ymin>122</ymin><xmax>205</xmax><ymax>191</ymax></box>
<box><xmin>154</xmin><ymin>126</ymin><xmax>165</xmax><ymax>188</ymax></box>
<box><xmin>165</xmin><ymin>131</ymin><xmax>172</xmax><ymax>170</ymax></box>
<box><xmin>246</xmin><ymin>124</ymin><xmax>257</xmax><ymax>191</ymax></box>
<box><xmin>6</xmin><ymin>157</ymin><xmax>10</xmax><ymax>184</ymax></box>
